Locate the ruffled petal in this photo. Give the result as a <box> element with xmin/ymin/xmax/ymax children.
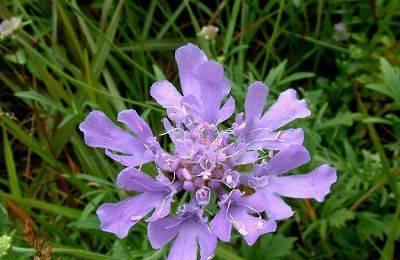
<box><xmin>228</xmin><ymin>206</ymin><xmax>276</xmax><ymax>246</ymax></box>
<box><xmin>210</xmin><ymin>208</ymin><xmax>232</xmax><ymax>242</ymax></box>
<box><xmin>243</xmin><ymin>218</ymin><xmax>276</xmax><ymax>246</ymax></box>
<box><xmin>259</xmin><ymin>89</ymin><xmax>311</xmax><ymax>131</ymax></box>
<box><xmin>233</xmin><ymin>150</ymin><xmax>259</xmax><ymax>165</ymax></box>
<box><xmin>245</xmin><ymin>82</ymin><xmax>268</xmax><ymax>124</ymax></box>
<box><xmin>247</xmin><ymin>128</ymin><xmax>304</xmax><ymax>150</ymax></box>
<box><xmin>148</xmin><ymin>217</ymin><xmax>180</xmax><ymax>248</ymax></box>
<box><xmin>181</xmin><ymin>95</ymin><xmax>204</xmax><ymax>123</ymax></box>
<box><xmin>175</xmin><ymin>43</ymin><xmax>207</xmax><ymax>98</ymax></box>
<box><xmin>96</xmin><ymin>192</ymin><xmax>164</xmax><ymax>239</ymax></box>
<box><xmin>105</xmin><ymin>149</ymin><xmax>154</xmax><ymax>167</ymax></box>
<box><xmin>260</xmin><ymin>146</ymin><xmax>310</xmax><ymax>176</ymax></box>
<box><xmin>162</xmin><ymin>118</ymin><xmax>180</xmax><ymax>143</ymax></box>
<box><xmin>150</xmin><ymin>80</ymin><xmax>182</xmax><ymax>108</ymax></box>
<box><xmin>116</xmin><ymin>167</ymin><xmax>166</xmax><ymax>192</ymax></box>
<box><xmin>269</xmin><ymin>164</ymin><xmax>337</xmax><ymax>202</ymax></box>
<box><xmin>194</xmin><ymin>61</ymin><xmax>230</xmax><ymax>123</ymax></box>
<box><xmin>168</xmin><ymin>221</ymin><xmax>198</xmax><ymax>260</ymax></box>
<box><xmin>79</xmin><ymin>110</ymin><xmax>141</xmax><ymax>154</ymax></box>
<box><xmin>147</xmin><ymin>194</ymin><xmax>173</xmax><ymax>222</ymax></box>
<box><xmin>117</xmin><ymin>109</ymin><xmax>153</xmax><ymax>140</ymax></box>
<box><xmin>217</xmin><ymin>96</ymin><xmax>235</xmax><ymax>123</ymax></box>
<box><xmin>150</xmin><ymin>214</ymin><xmax>216</xmax><ymax>260</ymax></box>
<box><xmin>197</xmin><ymin>222</ymin><xmax>218</xmax><ymax>260</ymax></box>
<box><xmin>256</xmin><ymin>191</ymin><xmax>294</xmax><ymax>220</ymax></box>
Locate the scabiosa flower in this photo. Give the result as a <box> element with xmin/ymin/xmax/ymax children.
<box><xmin>80</xmin><ymin>43</ymin><xmax>337</xmax><ymax>260</ymax></box>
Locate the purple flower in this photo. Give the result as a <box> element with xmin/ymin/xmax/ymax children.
<box><xmin>242</xmin><ymin>146</ymin><xmax>337</xmax><ymax>220</ymax></box>
<box><xmin>80</xmin><ymin>43</ymin><xmax>337</xmax><ymax>260</ymax></box>
<box><xmin>96</xmin><ymin>167</ymin><xmax>178</xmax><ymax>238</ymax></box>
<box><xmin>148</xmin><ymin>204</ymin><xmax>217</xmax><ymax>260</ymax></box>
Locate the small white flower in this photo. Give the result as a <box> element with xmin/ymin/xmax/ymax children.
<box><xmin>0</xmin><ymin>17</ymin><xmax>22</xmax><ymax>39</ymax></box>
<box><xmin>198</xmin><ymin>25</ymin><xmax>219</xmax><ymax>40</ymax></box>
<box><xmin>333</xmin><ymin>22</ymin><xmax>350</xmax><ymax>42</ymax></box>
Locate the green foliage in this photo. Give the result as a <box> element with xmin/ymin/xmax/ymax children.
<box><xmin>0</xmin><ymin>0</ymin><xmax>399</xmax><ymax>259</ymax></box>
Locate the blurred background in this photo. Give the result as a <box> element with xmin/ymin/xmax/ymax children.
<box><xmin>0</xmin><ymin>0</ymin><xmax>399</xmax><ymax>259</ymax></box>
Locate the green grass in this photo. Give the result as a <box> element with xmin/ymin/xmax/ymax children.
<box><xmin>1</xmin><ymin>0</ymin><xmax>400</xmax><ymax>259</ymax></box>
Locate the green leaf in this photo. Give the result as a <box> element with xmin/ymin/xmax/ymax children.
<box><xmin>15</xmin><ymin>91</ymin><xmax>72</xmax><ymax>114</ymax></box>
<box><xmin>216</xmin><ymin>246</ymin><xmax>244</xmax><ymax>260</ymax></box>
<box><xmin>2</xmin><ymin>128</ymin><xmax>22</xmax><ymax>198</ymax></box>
<box><xmin>91</xmin><ymin>0</ymin><xmax>124</xmax><ymax>79</ymax></box>
<box><xmin>0</xmin><ymin>192</ymin><xmax>81</xmax><ymax>219</ymax></box>
<box><xmin>328</xmin><ymin>208</ymin><xmax>355</xmax><ymax>228</ymax></box>
<box><xmin>265</xmin><ymin>60</ymin><xmax>287</xmax><ymax>87</ymax></box>
<box><xmin>278</xmin><ymin>72</ymin><xmax>315</xmax><ymax>86</ymax></box>
<box><xmin>318</xmin><ymin>111</ymin><xmax>362</xmax><ymax>129</ymax></box>
<box><xmin>153</xmin><ymin>64</ymin><xmax>167</xmax><ymax>81</ymax></box>
<box><xmin>243</xmin><ymin>234</ymin><xmax>297</xmax><ymax>259</ymax></box>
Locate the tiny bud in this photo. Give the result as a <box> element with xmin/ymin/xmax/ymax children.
<box><xmin>176</xmin><ymin>168</ymin><xmax>185</xmax><ymax>181</ymax></box>
<box><xmin>194</xmin><ymin>177</ymin><xmax>205</xmax><ymax>187</ymax></box>
<box><xmin>213</xmin><ymin>168</ymin><xmax>224</xmax><ymax>179</ymax></box>
<box><xmin>208</xmin><ymin>180</ymin><xmax>221</xmax><ymax>189</ymax></box>
<box><xmin>183</xmin><ymin>181</ymin><xmax>195</xmax><ymax>192</ymax></box>
<box><xmin>196</xmin><ymin>186</ymin><xmax>211</xmax><ymax>206</ymax></box>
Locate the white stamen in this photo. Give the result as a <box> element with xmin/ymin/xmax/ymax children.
<box><xmin>257</xmin><ymin>220</ymin><xmax>264</xmax><ymax>230</ymax></box>
<box><xmin>248</xmin><ymin>126</ymin><xmax>274</xmax><ymax>133</ymax></box>
<box><xmin>200</xmin><ymin>171</ymin><xmax>212</xmax><ymax>180</ymax></box>
<box><xmin>226</xmin><ymin>175</ymin><xmax>233</xmax><ymax>184</ymax></box>
<box><xmin>182</xmin><ymin>168</ymin><xmax>192</xmax><ymax>180</ymax></box>
<box><xmin>268</xmin><ymin>150</ymin><xmax>274</xmax><ymax>158</ymax></box>
<box><xmin>130</xmin><ymin>215</ymin><xmax>142</xmax><ymax>221</ymax></box>
<box><xmin>159</xmin><ymin>127</ymin><xmax>179</xmax><ymax>136</ymax></box>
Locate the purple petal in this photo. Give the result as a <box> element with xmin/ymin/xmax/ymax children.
<box><xmin>79</xmin><ymin>110</ymin><xmax>142</xmax><ymax>154</ymax></box>
<box><xmin>269</xmin><ymin>164</ymin><xmax>337</xmax><ymax>202</ymax></box>
<box><xmin>210</xmin><ymin>208</ymin><xmax>232</xmax><ymax>242</ymax></box>
<box><xmin>147</xmin><ymin>194</ymin><xmax>173</xmax><ymax>222</ymax></box>
<box><xmin>181</xmin><ymin>95</ymin><xmax>204</xmax><ymax>123</ymax></box>
<box><xmin>168</xmin><ymin>219</ymin><xmax>216</xmax><ymax>260</ymax></box>
<box><xmin>197</xmin><ymin>222</ymin><xmax>218</xmax><ymax>260</ymax></box>
<box><xmin>260</xmin><ymin>146</ymin><xmax>310</xmax><ymax>176</ymax></box>
<box><xmin>259</xmin><ymin>89</ymin><xmax>311</xmax><ymax>131</ymax></box>
<box><xmin>175</xmin><ymin>43</ymin><xmax>207</xmax><ymax>98</ymax></box>
<box><xmin>194</xmin><ymin>61</ymin><xmax>230</xmax><ymax>123</ymax></box>
<box><xmin>150</xmin><ymin>80</ymin><xmax>183</xmax><ymax>108</ymax></box>
<box><xmin>245</xmin><ymin>82</ymin><xmax>268</xmax><ymax>123</ymax></box>
<box><xmin>148</xmin><ymin>217</ymin><xmax>180</xmax><ymax>248</ymax></box>
<box><xmin>228</xmin><ymin>206</ymin><xmax>276</xmax><ymax>246</ymax></box>
<box><xmin>116</xmin><ymin>167</ymin><xmax>166</xmax><ymax>192</ymax></box>
<box><xmin>233</xmin><ymin>150</ymin><xmax>259</xmax><ymax>165</ymax></box>
<box><xmin>247</xmin><ymin>128</ymin><xmax>304</xmax><ymax>150</ymax></box>
<box><xmin>96</xmin><ymin>192</ymin><xmax>164</xmax><ymax>239</ymax></box>
<box><xmin>105</xmin><ymin>149</ymin><xmax>154</xmax><ymax>167</ymax></box>
<box><xmin>255</xmin><ymin>191</ymin><xmax>294</xmax><ymax>220</ymax></box>
<box><xmin>243</xmin><ymin>218</ymin><xmax>276</xmax><ymax>246</ymax></box>
<box><xmin>168</xmin><ymin>222</ymin><xmax>198</xmax><ymax>260</ymax></box>
<box><xmin>117</xmin><ymin>109</ymin><xmax>153</xmax><ymax>141</ymax></box>
<box><xmin>217</xmin><ymin>96</ymin><xmax>235</xmax><ymax>123</ymax></box>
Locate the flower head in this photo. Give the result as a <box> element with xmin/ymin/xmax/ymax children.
<box><xmin>0</xmin><ymin>17</ymin><xmax>22</xmax><ymax>39</ymax></box>
<box><xmin>80</xmin><ymin>43</ymin><xmax>337</xmax><ymax>260</ymax></box>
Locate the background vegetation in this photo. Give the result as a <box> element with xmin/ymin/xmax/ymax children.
<box><xmin>1</xmin><ymin>0</ymin><xmax>399</xmax><ymax>259</ymax></box>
